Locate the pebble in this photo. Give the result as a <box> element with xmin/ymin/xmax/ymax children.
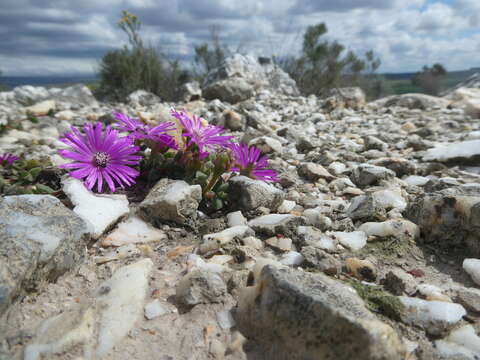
<box><xmin>144</xmin><ymin>299</ymin><xmax>169</xmax><ymax>320</ymax></box>
<box><xmin>463</xmin><ymin>258</ymin><xmax>480</xmax><ymax>286</ymax></box>
<box><xmin>331</xmin><ymin>231</ymin><xmax>367</xmax><ymax>251</ymax></box>
<box><xmin>435</xmin><ymin>325</ymin><xmax>480</xmax><ymax>360</ymax></box>
<box><xmin>226</xmin><ymin>211</ymin><xmax>247</xmax><ymax>227</ymax></box>
<box><xmin>62</xmin><ymin>177</ymin><xmax>129</xmax><ymax>238</ymax></box>
<box><xmin>101</xmin><ymin>216</ymin><xmax>167</xmax><ymax>247</ymax></box>
<box><xmin>399</xmin><ymin>296</ymin><xmax>466</xmax><ymax>335</ymax></box>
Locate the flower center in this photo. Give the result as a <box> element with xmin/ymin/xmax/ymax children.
<box><xmin>92</xmin><ymin>152</ymin><xmax>110</xmax><ymax>168</ymax></box>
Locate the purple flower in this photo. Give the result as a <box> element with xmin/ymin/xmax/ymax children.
<box><xmin>0</xmin><ymin>153</ymin><xmax>19</xmax><ymax>166</ymax></box>
<box><xmin>113</xmin><ymin>111</ymin><xmax>177</xmax><ymax>149</ymax></box>
<box><xmin>170</xmin><ymin>109</ymin><xmax>233</xmax><ymax>158</ymax></box>
<box><xmin>229</xmin><ymin>143</ymin><xmax>278</xmax><ymax>182</ymax></box>
<box><xmin>58</xmin><ymin>122</ymin><xmax>141</xmax><ymax>192</ymax></box>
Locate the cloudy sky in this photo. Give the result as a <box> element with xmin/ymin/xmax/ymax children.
<box><xmin>0</xmin><ymin>0</ymin><xmax>479</xmax><ymax>76</ymax></box>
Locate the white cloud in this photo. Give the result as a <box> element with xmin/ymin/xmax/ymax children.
<box><xmin>0</xmin><ymin>0</ymin><xmax>479</xmax><ymax>75</ymax></box>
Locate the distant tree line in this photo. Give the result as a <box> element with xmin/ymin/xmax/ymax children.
<box><xmin>94</xmin><ymin>12</ymin><xmax>445</xmax><ymax>102</ymax></box>
<box><xmin>96</xmin><ymin>12</ymin><xmax>392</xmax><ymax>101</ymax></box>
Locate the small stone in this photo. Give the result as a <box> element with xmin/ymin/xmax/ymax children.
<box><xmin>417</xmin><ymin>284</ymin><xmax>452</xmax><ymax>302</ymax></box>
<box><xmin>228</xmin><ymin>176</ymin><xmax>284</xmax><ymax>212</ymax></box>
<box><xmin>237</xmin><ymin>266</ymin><xmax>405</xmax><ymax>359</ymax></box>
<box><xmin>248</xmin><ymin>214</ymin><xmax>305</xmax><ymax>237</ymax></box>
<box><xmin>94</xmin><ymin>243</ymin><xmax>140</xmax><ymax>264</ymax></box>
<box><xmin>277</xmin><ymin>200</ymin><xmax>296</xmax><ymax>214</ymax></box>
<box><xmin>435</xmin><ymin>325</ymin><xmax>480</xmax><ymax>359</ymax></box>
<box><xmin>297</xmin><ymin>226</ymin><xmax>338</xmax><ymax>252</ymax></box>
<box><xmin>331</xmin><ymin>231</ymin><xmax>367</xmax><ymax>251</ymax></box>
<box><xmin>455</xmin><ymin>286</ymin><xmax>480</xmax><ymax>313</ymax></box>
<box><xmin>351</xmin><ymin>164</ymin><xmax>395</xmax><ymax>187</ymax></box>
<box><xmin>399</xmin><ymin>296</ymin><xmax>466</xmax><ymax>336</ymax></box>
<box><xmin>463</xmin><ymin>258</ymin><xmax>480</xmax><ymax>286</ymax></box>
<box><xmin>0</xmin><ymin>195</ymin><xmax>89</xmax><ymax>316</ymax></box>
<box><xmin>279</xmin><ymin>251</ymin><xmax>304</xmax><ymax>266</ymax></box>
<box><xmin>217</xmin><ymin>310</ymin><xmax>236</xmax><ymax>330</ymax></box>
<box><xmin>62</xmin><ymin>177</ymin><xmax>129</xmax><ymax>238</ymax></box>
<box><xmin>347</xmin><ymin>194</ymin><xmax>387</xmax><ymax>222</ymax></box>
<box><xmin>298</xmin><ymin>162</ymin><xmax>335</xmax><ymax>182</ymax></box>
<box><xmin>380</xmin><ymin>269</ymin><xmax>417</xmax><ymax>295</ymax></box>
<box><xmin>101</xmin><ymin>216</ymin><xmax>167</xmax><ymax>247</ymax></box>
<box><xmin>345</xmin><ymin>258</ymin><xmax>377</xmax><ymax>282</ymax></box>
<box><xmin>144</xmin><ymin>299</ymin><xmax>169</xmax><ymax>320</ymax></box>
<box><xmin>301</xmin><ymin>246</ymin><xmax>341</xmax><ymax>275</ymax></box>
<box><xmin>186</xmin><ymin>254</ymin><xmax>225</xmax><ymax>273</ymax></box>
<box><xmin>25</xmin><ymin>100</ymin><xmax>56</xmax><ymax>116</ymax></box>
<box><xmin>96</xmin><ymin>259</ymin><xmax>154</xmax><ymax>357</ymax></box>
<box><xmin>302</xmin><ymin>209</ymin><xmax>333</xmax><ymax>231</ymax></box>
<box><xmin>249</xmin><ymin>136</ymin><xmax>283</xmax><ymax>154</ymax></box>
<box><xmin>371</xmin><ymin>189</ymin><xmax>407</xmax><ymax>211</ymax></box>
<box><xmin>364</xmin><ymin>135</ymin><xmax>388</xmax><ymax>151</ymax></box>
<box><xmin>176</xmin><ymin>269</ymin><xmax>227</xmax><ymax>307</ymax></box>
<box><xmin>265</xmin><ymin>236</ymin><xmax>292</xmax><ymax>251</ymax></box>
<box><xmin>226</xmin><ymin>211</ymin><xmax>247</xmax><ymax>227</ymax></box>
<box><xmin>358</xmin><ymin>219</ymin><xmax>419</xmax><ymax>242</ymax></box>
<box><xmin>139</xmin><ymin>179</ymin><xmax>202</xmax><ymax>226</ymax></box>
<box><xmin>199</xmin><ymin>225</ymin><xmax>254</xmax><ymax>254</ymax></box>
<box><xmin>242</xmin><ymin>236</ymin><xmax>264</xmax><ymax>250</ymax></box>
<box><xmin>223</xmin><ymin>110</ymin><xmax>245</xmax><ymax>131</ymax></box>
<box><xmin>127</xmin><ymin>89</ymin><xmax>160</xmax><ymax>107</ymax></box>
<box><xmin>403</xmin><ymin>175</ymin><xmax>430</xmax><ymax>187</ymax></box>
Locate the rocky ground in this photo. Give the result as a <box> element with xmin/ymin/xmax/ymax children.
<box><xmin>2</xmin><ymin>55</ymin><xmax>480</xmax><ymax>359</ymax></box>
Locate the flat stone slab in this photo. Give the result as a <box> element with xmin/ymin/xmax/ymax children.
<box><xmin>62</xmin><ymin>177</ymin><xmax>129</xmax><ymax>238</ymax></box>
<box><xmin>0</xmin><ymin>195</ymin><xmax>89</xmax><ymax>315</ymax></box>
<box><xmin>237</xmin><ymin>266</ymin><xmax>405</xmax><ymax>360</ymax></box>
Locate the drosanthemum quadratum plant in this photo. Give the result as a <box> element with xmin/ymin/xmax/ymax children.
<box><xmin>58</xmin><ymin>109</ymin><xmax>278</xmax><ymax>212</ymax></box>
<box><xmin>229</xmin><ymin>143</ymin><xmax>278</xmax><ymax>182</ymax></box>
<box><xmin>58</xmin><ymin>122</ymin><xmax>141</xmax><ymax>192</ymax></box>
<box><xmin>0</xmin><ymin>154</ymin><xmax>59</xmax><ymax>195</ymax></box>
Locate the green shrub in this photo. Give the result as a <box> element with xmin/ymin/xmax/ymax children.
<box><xmin>0</xmin><ymin>69</ymin><xmax>9</xmax><ymax>92</ymax></box>
<box><xmin>96</xmin><ymin>11</ymin><xmax>188</xmax><ymax>102</ymax></box>
<box><xmin>193</xmin><ymin>26</ymin><xmax>230</xmax><ymax>83</ymax></box>
<box><xmin>411</xmin><ymin>63</ymin><xmax>447</xmax><ymax>96</ymax></box>
<box><xmin>279</xmin><ymin>23</ymin><xmax>388</xmax><ymax>99</ymax></box>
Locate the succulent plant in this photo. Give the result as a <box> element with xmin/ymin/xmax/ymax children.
<box><xmin>0</xmin><ymin>157</ymin><xmax>60</xmax><ymax>195</ymax></box>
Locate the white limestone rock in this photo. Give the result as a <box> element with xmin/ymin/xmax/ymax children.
<box><xmin>371</xmin><ymin>189</ymin><xmax>407</xmax><ymax>211</ymax></box>
<box><xmin>463</xmin><ymin>258</ymin><xmax>480</xmax><ymax>286</ymax></box>
<box><xmin>435</xmin><ymin>325</ymin><xmax>480</xmax><ymax>360</ymax></box>
<box><xmin>399</xmin><ymin>296</ymin><xmax>466</xmax><ymax>335</ymax></box>
<box><xmin>199</xmin><ymin>225</ymin><xmax>255</xmax><ymax>254</ymax></box>
<box><xmin>25</xmin><ymin>100</ymin><xmax>56</xmax><ymax>116</ymax></box>
<box><xmin>423</xmin><ymin>140</ymin><xmax>480</xmax><ymax>163</ymax></box>
<box><xmin>96</xmin><ymin>258</ymin><xmax>153</xmax><ymax>357</ymax></box>
<box><xmin>144</xmin><ymin>299</ymin><xmax>170</xmax><ymax>320</ymax></box>
<box><xmin>358</xmin><ymin>219</ymin><xmax>419</xmax><ymax>242</ymax></box>
<box><xmin>278</xmin><ymin>199</ymin><xmax>296</xmax><ymax>213</ymax></box>
<box><xmin>403</xmin><ymin>175</ymin><xmax>430</xmax><ymax>187</ymax></box>
<box><xmin>101</xmin><ymin>216</ymin><xmax>167</xmax><ymax>247</ymax></box>
<box><xmin>62</xmin><ymin>177</ymin><xmax>129</xmax><ymax>238</ymax></box>
<box><xmin>331</xmin><ymin>231</ymin><xmax>367</xmax><ymax>251</ymax></box>
<box><xmin>226</xmin><ymin>211</ymin><xmax>247</xmax><ymax>227</ymax></box>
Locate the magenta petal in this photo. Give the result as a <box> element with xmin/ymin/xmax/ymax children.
<box><xmin>58</xmin><ymin>122</ymin><xmax>140</xmax><ymax>192</ymax></box>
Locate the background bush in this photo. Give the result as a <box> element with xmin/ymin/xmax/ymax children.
<box><xmin>96</xmin><ymin>11</ymin><xmax>188</xmax><ymax>102</ymax></box>
<box><xmin>0</xmin><ymin>69</ymin><xmax>9</xmax><ymax>91</ymax></box>
<box><xmin>279</xmin><ymin>23</ymin><xmax>391</xmax><ymax>100</ymax></box>
<box><xmin>411</xmin><ymin>63</ymin><xmax>447</xmax><ymax>96</ymax></box>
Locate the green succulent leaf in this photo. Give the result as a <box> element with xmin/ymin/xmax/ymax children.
<box><xmin>29</xmin><ymin>167</ymin><xmax>42</xmax><ymax>179</ymax></box>
<box><xmin>213</xmin><ymin>197</ymin><xmax>223</xmax><ymax>210</ymax></box>
<box><xmin>34</xmin><ymin>184</ymin><xmax>55</xmax><ymax>194</ymax></box>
